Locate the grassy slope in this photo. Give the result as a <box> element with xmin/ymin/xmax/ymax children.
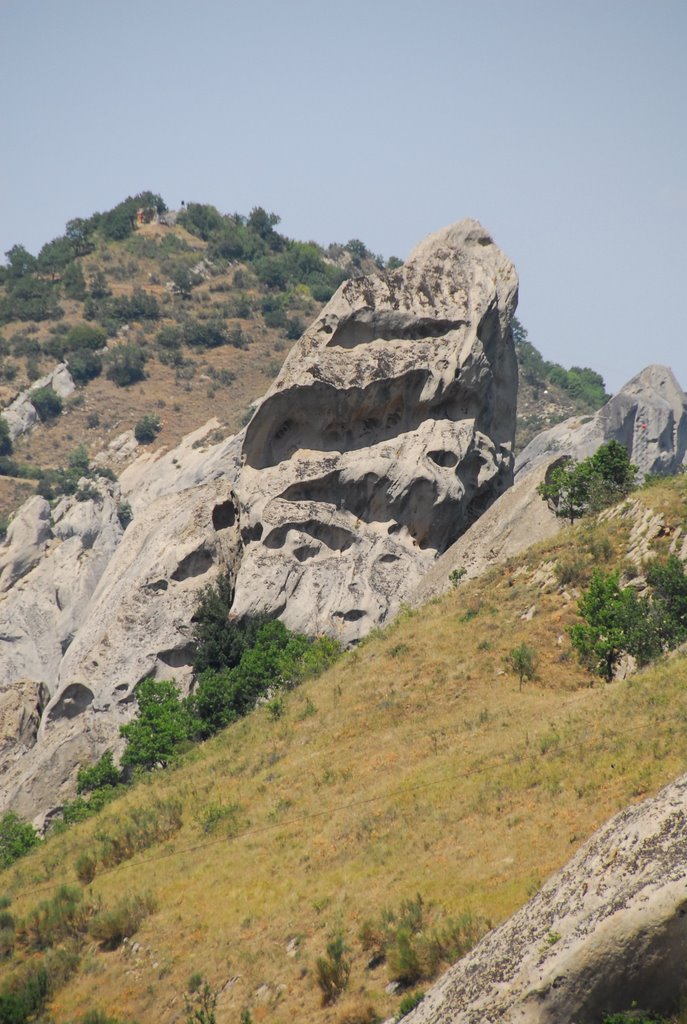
<box><xmin>3</xmin><ymin>477</ymin><xmax>687</xmax><ymax>1023</ymax></box>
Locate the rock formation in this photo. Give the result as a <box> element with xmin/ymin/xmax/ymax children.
<box><xmin>406</xmin><ymin>772</ymin><xmax>687</xmax><ymax>1024</ymax></box>
<box><xmin>516</xmin><ymin>364</ymin><xmax>687</xmax><ymax>480</ymax></box>
<box><xmin>230</xmin><ymin>219</ymin><xmax>518</xmax><ymax>640</ymax></box>
<box><xmin>0</xmin><ymin>219</ymin><xmax>519</xmax><ymax>822</ymax></box>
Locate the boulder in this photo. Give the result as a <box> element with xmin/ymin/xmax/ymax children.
<box><xmin>406</xmin><ymin>772</ymin><xmax>687</xmax><ymax>1024</ymax></box>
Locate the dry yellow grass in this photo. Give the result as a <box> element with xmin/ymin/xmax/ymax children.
<box><xmin>3</xmin><ymin>489</ymin><xmax>687</xmax><ymax>1023</ymax></box>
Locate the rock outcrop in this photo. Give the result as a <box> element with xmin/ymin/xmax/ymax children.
<box><xmin>231</xmin><ymin>219</ymin><xmax>518</xmax><ymax>641</ymax></box>
<box><xmin>516</xmin><ymin>364</ymin><xmax>687</xmax><ymax>480</ymax></box>
<box><xmin>2</xmin><ymin>364</ymin><xmax>75</xmax><ymax>440</ymax></box>
<box><xmin>406</xmin><ymin>772</ymin><xmax>687</xmax><ymax>1024</ymax></box>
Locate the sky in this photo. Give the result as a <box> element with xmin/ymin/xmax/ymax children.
<box><xmin>1</xmin><ymin>0</ymin><xmax>685</xmax><ymax>393</ymax></box>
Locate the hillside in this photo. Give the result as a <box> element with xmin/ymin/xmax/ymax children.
<box><xmin>0</xmin><ymin>197</ymin><xmax>608</xmax><ymax>526</ymax></box>
<box><xmin>2</xmin><ymin>474</ymin><xmax>687</xmax><ymax>1024</ymax></box>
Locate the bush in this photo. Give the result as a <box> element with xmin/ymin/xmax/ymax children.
<box><xmin>19</xmin><ymin>885</ymin><xmax>91</xmax><ymax>950</ymax></box>
<box><xmin>75</xmin><ymin>850</ymin><xmax>97</xmax><ymax>885</ymax></box>
<box><xmin>89</xmin><ymin>891</ymin><xmax>157</xmax><ymax>950</ymax></box>
<box><xmin>105</xmin><ymin>344</ymin><xmax>147</xmax><ymax>386</ymax></box>
<box><xmin>0</xmin><ymin>811</ymin><xmax>39</xmax><ymax>870</ymax></box>
<box><xmin>30</xmin><ymin>386</ymin><xmax>63</xmax><ymax>421</ymax></box>
<box><xmin>67</xmin><ymin>349</ymin><xmax>102</xmax><ymax>383</ymax></box>
<box><xmin>134</xmin><ymin>414</ymin><xmax>162</xmax><ymax>444</ymax></box>
<box><xmin>77</xmin><ymin>752</ymin><xmax>120</xmax><ymax>794</ymax></box>
<box><xmin>397</xmin><ymin>992</ymin><xmax>424</xmax><ymax>1018</ymax></box>
<box><xmin>0</xmin><ymin>417</ymin><xmax>12</xmax><ymax>457</ymax></box>
<box><xmin>316</xmin><ymin>931</ymin><xmax>351</xmax><ymax>1005</ymax></box>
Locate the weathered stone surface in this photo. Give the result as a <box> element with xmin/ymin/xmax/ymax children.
<box><xmin>0</xmin><ymin>679</ymin><xmax>49</xmax><ymax>760</ymax></box>
<box><xmin>516</xmin><ymin>364</ymin><xmax>687</xmax><ymax>480</ymax></box>
<box><xmin>406</xmin><ymin>772</ymin><xmax>687</xmax><ymax>1024</ymax></box>
<box><xmin>409</xmin><ymin>458</ymin><xmax>560</xmax><ymax>606</ymax></box>
<box><xmin>53</xmin><ymin>476</ymin><xmax>241</xmax><ymax>705</ymax></box>
<box><xmin>231</xmin><ymin>219</ymin><xmax>518</xmax><ymax>642</ymax></box>
<box><xmin>0</xmin><ymin>484</ymin><xmax>123</xmax><ymax>692</ymax></box>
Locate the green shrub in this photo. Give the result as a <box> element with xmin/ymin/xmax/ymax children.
<box><xmin>19</xmin><ymin>885</ymin><xmax>91</xmax><ymax>950</ymax></box>
<box><xmin>77</xmin><ymin>752</ymin><xmax>121</xmax><ymax>794</ymax></box>
<box><xmin>134</xmin><ymin>414</ymin><xmax>161</xmax><ymax>444</ymax></box>
<box><xmin>95</xmin><ymin>798</ymin><xmax>183</xmax><ymax>868</ymax></box>
<box><xmin>397</xmin><ymin>991</ymin><xmax>424</xmax><ymax>1018</ymax></box>
<box><xmin>0</xmin><ymin>811</ymin><xmax>39</xmax><ymax>869</ymax></box>
<box><xmin>0</xmin><ymin>417</ymin><xmax>12</xmax><ymax>457</ymax></box>
<box><xmin>117</xmin><ymin>502</ymin><xmax>134</xmax><ymax>529</ymax></box>
<box><xmin>89</xmin><ymin>891</ymin><xmax>157</xmax><ymax>950</ymax></box>
<box><xmin>505</xmin><ymin>644</ymin><xmax>538</xmax><ymax>690</ymax></box>
<box><xmin>30</xmin><ymin>386</ymin><xmax>63</xmax><ymax>421</ymax></box>
<box><xmin>315</xmin><ymin>931</ymin><xmax>350</xmax><ymax>1005</ymax></box>
<box><xmin>67</xmin><ymin>349</ymin><xmax>102</xmax><ymax>383</ymax></box>
<box><xmin>105</xmin><ymin>344</ymin><xmax>147</xmax><ymax>386</ymax></box>
<box><xmin>75</xmin><ymin>850</ymin><xmax>97</xmax><ymax>885</ymax></box>
<box><xmin>120</xmin><ymin>679</ymin><xmax>194</xmax><ymax>770</ymax></box>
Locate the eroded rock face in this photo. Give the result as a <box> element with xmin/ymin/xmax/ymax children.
<box><xmin>516</xmin><ymin>365</ymin><xmax>687</xmax><ymax>480</ymax></box>
<box><xmin>231</xmin><ymin>219</ymin><xmax>518</xmax><ymax>641</ymax></box>
<box><xmin>407</xmin><ymin>773</ymin><xmax>687</xmax><ymax>1024</ymax></box>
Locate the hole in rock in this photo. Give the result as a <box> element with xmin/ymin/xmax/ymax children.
<box><xmin>212</xmin><ymin>499</ymin><xmax>237</xmax><ymax>531</ymax></box>
<box><xmin>144</xmin><ymin>579</ymin><xmax>169</xmax><ymax>593</ymax></box>
<box><xmin>378</xmin><ymin>552</ymin><xmax>400</xmax><ymax>563</ymax></box>
<box><xmin>158</xmin><ymin>645</ymin><xmax>195</xmax><ymax>669</ymax></box>
<box><xmin>328</xmin><ymin>314</ymin><xmax>467</xmax><ymax>348</ymax></box>
<box><xmin>171</xmin><ymin>546</ymin><xmax>213</xmax><ymax>581</ymax></box>
<box><xmin>46</xmin><ymin>683</ymin><xmax>94</xmax><ymax>722</ymax></box>
<box><xmin>428</xmin><ymin>449</ymin><xmax>458</xmax><ymax>468</ymax></box>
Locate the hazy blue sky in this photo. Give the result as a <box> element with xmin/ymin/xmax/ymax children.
<box><xmin>1</xmin><ymin>0</ymin><xmax>685</xmax><ymax>392</ymax></box>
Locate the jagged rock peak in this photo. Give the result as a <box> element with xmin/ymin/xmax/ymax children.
<box><xmin>231</xmin><ymin>219</ymin><xmax>519</xmax><ymax>642</ymax></box>
<box><xmin>516</xmin><ymin>363</ymin><xmax>687</xmax><ymax>480</ymax></box>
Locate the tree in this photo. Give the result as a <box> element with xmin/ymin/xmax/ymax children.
<box><xmin>65</xmin><ymin>217</ymin><xmax>95</xmax><ymax>256</ymax></box>
<box><xmin>171</xmin><ymin>265</ymin><xmax>198</xmax><ymax>299</ymax></box>
<box><xmin>506</xmin><ymin>643</ymin><xmax>538</xmax><ymax>690</ymax></box>
<box><xmin>569</xmin><ymin>569</ymin><xmax>661</xmax><ymax>680</ymax></box>
<box><xmin>37</xmin><ymin>236</ymin><xmax>73</xmax><ymax>278</ymax></box>
<box><xmin>0</xmin><ymin>810</ymin><xmax>39</xmax><ymax>868</ymax></box>
<box><xmin>62</xmin><ymin>260</ymin><xmax>86</xmax><ymax>299</ymax></box>
<box><xmin>192</xmin><ymin>574</ymin><xmax>266</xmax><ymax>674</ymax></box>
<box><xmin>4</xmin><ymin>244</ymin><xmax>36</xmax><ymax>280</ymax></box>
<box><xmin>537</xmin><ymin>458</ymin><xmax>592</xmax><ymax>524</ymax></box>
<box><xmin>538</xmin><ymin>442</ymin><xmax>637</xmax><ymax>523</ymax></box>
<box><xmin>645</xmin><ymin>555</ymin><xmax>687</xmax><ymax>648</ymax></box>
<box><xmin>120</xmin><ymin>678</ymin><xmax>193</xmax><ymax>770</ymax></box>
